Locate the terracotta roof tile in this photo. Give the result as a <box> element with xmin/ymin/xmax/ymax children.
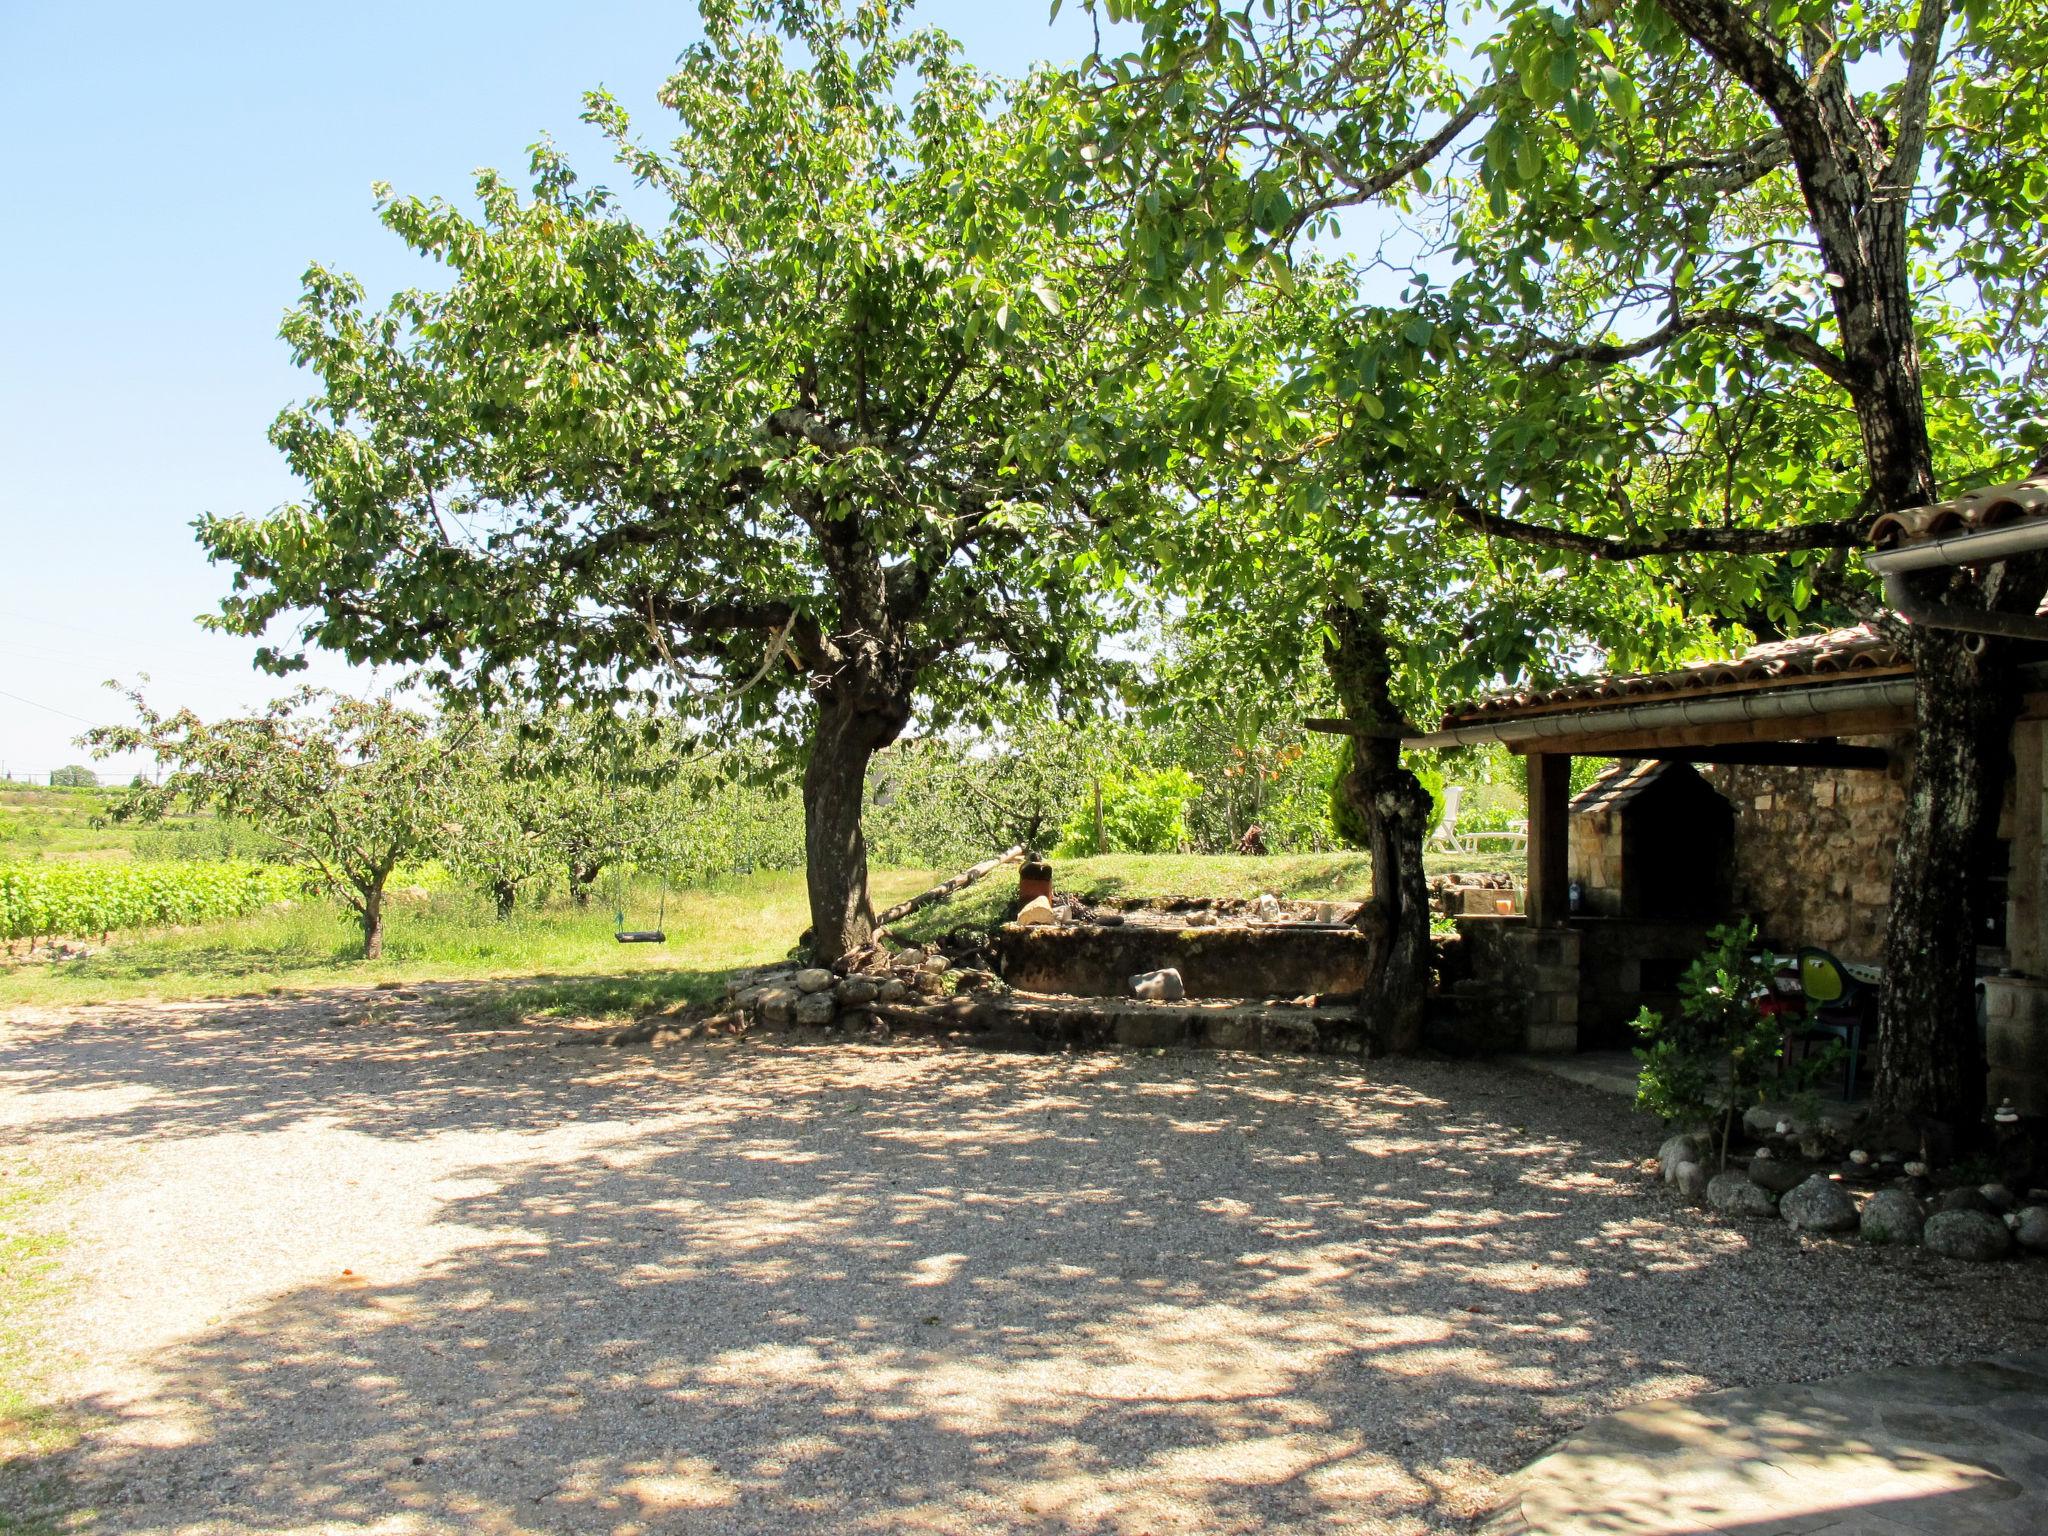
<box><xmin>1870</xmin><ymin>471</ymin><xmax>2048</xmax><ymax>548</ymax></box>
<box><xmin>1441</xmin><ymin>624</ymin><xmax>1905</xmax><ymax>726</ymax></box>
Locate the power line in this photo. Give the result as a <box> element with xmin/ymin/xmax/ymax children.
<box><xmin>0</xmin><ymin>685</ymin><xmax>108</xmax><ymax>728</ymax></box>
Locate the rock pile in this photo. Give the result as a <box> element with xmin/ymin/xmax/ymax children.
<box><xmin>711</xmin><ymin>931</ymin><xmax>1010</xmax><ymax>1040</ymax></box>
<box><xmin>1653</xmin><ymin>1128</ymin><xmax>2048</xmax><ymax>1263</ymax></box>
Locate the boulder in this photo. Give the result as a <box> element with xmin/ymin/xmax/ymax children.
<box><xmin>920</xmin><ymin>955</ymin><xmax>951</xmax><ymax>974</ymax></box>
<box><xmin>1658</xmin><ymin>1134</ymin><xmax>1705</xmax><ymax>1185</ymax></box>
<box><xmin>2015</xmin><ymin>1206</ymin><xmax>2048</xmax><ymax>1254</ymax></box>
<box><xmin>878</xmin><ymin>978</ymin><xmax>911</xmax><ymax>1004</ymax></box>
<box><xmin>835</xmin><ymin>977</ymin><xmax>878</xmax><ymax>1008</ymax></box>
<box><xmin>1676</xmin><ymin>1162</ymin><xmax>1709</xmax><ymax>1203</ymax></box>
<box><xmin>793</xmin><ymin>991</ymin><xmax>837</xmax><ymax>1027</ymax></box>
<box><xmin>1936</xmin><ymin>1185</ymin><xmax>1996</xmax><ymax>1216</ymax></box>
<box><xmin>1981</xmin><ymin>1183</ymin><xmax>2019</xmax><ymax>1214</ymax></box>
<box><xmin>1747</xmin><ymin>1156</ymin><xmax>1809</xmax><ymax>1197</ymax></box>
<box><xmin>795</xmin><ymin>968</ymin><xmax>836</xmax><ymax>994</ymax></box>
<box><xmin>1708</xmin><ymin>1172</ymin><xmax>1779</xmax><ymax>1218</ymax></box>
<box><xmin>1130</xmin><ymin>967</ymin><xmax>1186</xmax><ymax>1002</ymax></box>
<box><xmin>1859</xmin><ymin>1188</ymin><xmax>1927</xmax><ymax>1245</ymax></box>
<box><xmin>1780</xmin><ymin>1175</ymin><xmax>1859</xmax><ymax>1234</ymax></box>
<box><xmin>756</xmin><ymin>986</ymin><xmax>799</xmax><ymax>1026</ymax></box>
<box><xmin>1925</xmin><ymin>1209</ymin><xmax>2014</xmax><ymax>1262</ymax></box>
<box><xmin>1016</xmin><ymin>896</ymin><xmax>1057</xmax><ymax>927</ymax></box>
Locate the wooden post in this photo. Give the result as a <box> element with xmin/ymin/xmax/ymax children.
<box><xmin>1525</xmin><ymin>751</ymin><xmax>1572</xmax><ymax>928</ymax></box>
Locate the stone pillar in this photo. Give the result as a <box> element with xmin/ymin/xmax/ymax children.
<box><xmin>1455</xmin><ymin>916</ymin><xmax>1583</xmax><ymax>1054</ymax></box>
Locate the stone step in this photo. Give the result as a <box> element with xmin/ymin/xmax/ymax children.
<box><xmin>985</xmin><ymin>990</ymin><xmax>1368</xmax><ymax>1054</ymax></box>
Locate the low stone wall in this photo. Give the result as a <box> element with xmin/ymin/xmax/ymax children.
<box><xmin>1701</xmin><ymin>739</ymin><xmax>1908</xmax><ymax>965</ymax></box>
<box><xmin>994</xmin><ymin>921</ymin><xmax>1370</xmax><ymax>1000</ymax></box>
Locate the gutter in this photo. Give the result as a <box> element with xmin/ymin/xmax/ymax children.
<box><xmin>1865</xmin><ymin>517</ymin><xmax>2048</xmax><ymax>643</ymax></box>
<box><xmin>1403</xmin><ymin>676</ymin><xmax>1917</xmax><ymax>750</ymax></box>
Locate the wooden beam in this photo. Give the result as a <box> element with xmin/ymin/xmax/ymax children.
<box><xmin>1608</xmin><ymin>740</ymin><xmax>1893</xmax><ymax>771</ymax></box>
<box><xmin>1525</xmin><ymin>752</ymin><xmax>1572</xmax><ymax>928</ymax></box>
<box><xmin>1523</xmin><ymin>705</ymin><xmax>1913</xmax><ymax>756</ymax></box>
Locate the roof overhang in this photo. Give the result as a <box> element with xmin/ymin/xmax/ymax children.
<box><xmin>1403</xmin><ymin>675</ymin><xmax>1916</xmax><ymax>753</ymax></box>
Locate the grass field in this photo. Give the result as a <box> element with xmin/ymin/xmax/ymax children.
<box><xmin>0</xmin><ymin>849</ymin><xmax>1524</xmax><ymax>1017</ymax></box>
<box><xmin>0</xmin><ymin>785</ymin><xmax>253</xmax><ymax>866</ymax></box>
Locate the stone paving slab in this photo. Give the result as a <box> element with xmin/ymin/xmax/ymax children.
<box><xmin>1482</xmin><ymin>1350</ymin><xmax>2048</xmax><ymax>1535</ymax></box>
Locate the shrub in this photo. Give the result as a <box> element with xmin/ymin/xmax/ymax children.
<box><xmin>1632</xmin><ymin>920</ymin><xmax>1826</xmax><ymax>1165</ymax></box>
<box><xmin>1056</xmin><ymin>767</ymin><xmax>1202</xmax><ymax>855</ymax></box>
<box><xmin>0</xmin><ymin>861</ymin><xmax>300</xmax><ymax>945</ymax></box>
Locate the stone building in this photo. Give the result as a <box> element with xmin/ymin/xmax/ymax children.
<box><xmin>1408</xmin><ymin>466</ymin><xmax>2048</xmax><ymax>1108</ymax></box>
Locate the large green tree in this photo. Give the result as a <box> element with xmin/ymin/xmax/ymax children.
<box><xmin>1074</xmin><ymin>0</ymin><xmax>2048</xmax><ymax>1125</ymax></box>
<box><xmin>202</xmin><ymin>1</ymin><xmax>1162</xmax><ymax>959</ymax></box>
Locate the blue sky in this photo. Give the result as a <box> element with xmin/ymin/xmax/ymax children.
<box><xmin>0</xmin><ymin>1</ymin><xmax>1119</xmax><ymax>780</ymax></box>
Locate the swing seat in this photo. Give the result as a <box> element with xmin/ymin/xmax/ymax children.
<box><xmin>615</xmin><ymin>930</ymin><xmax>667</xmax><ymax>945</ymax></box>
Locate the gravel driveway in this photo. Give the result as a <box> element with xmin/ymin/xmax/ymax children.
<box><xmin>6</xmin><ymin>988</ymin><xmax>2048</xmax><ymax>1534</ymax></box>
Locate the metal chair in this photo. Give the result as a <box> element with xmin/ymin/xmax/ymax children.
<box><xmin>1787</xmin><ymin>947</ymin><xmax>1876</xmax><ymax>1100</ymax></box>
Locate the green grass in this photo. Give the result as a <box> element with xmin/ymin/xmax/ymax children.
<box><xmin>0</xmin><ymin>848</ymin><xmax>1527</xmax><ymax>1016</ymax></box>
<box><xmin>0</xmin><ymin>1153</ymin><xmax>84</xmax><ymax>1534</ymax></box>
<box><xmin>0</xmin><ymin>785</ymin><xmax>236</xmax><ymax>867</ymax></box>
<box><xmin>0</xmin><ymin>869</ymin><xmax>934</xmax><ymax>1017</ymax></box>
<box><xmin>886</xmin><ymin>848</ymin><xmax>1520</xmax><ymax>945</ymax></box>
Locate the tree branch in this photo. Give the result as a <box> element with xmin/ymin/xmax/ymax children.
<box><xmin>1413</xmin><ymin>485</ymin><xmax>1865</xmax><ymax>557</ymax></box>
<box><xmin>1529</xmin><ymin>305</ymin><xmax>1856</xmax><ymax>390</ymax></box>
<box><xmin>1882</xmin><ymin>0</ymin><xmax>1950</xmax><ymax>195</ymax></box>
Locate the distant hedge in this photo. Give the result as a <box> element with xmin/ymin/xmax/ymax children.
<box><xmin>0</xmin><ymin>861</ymin><xmax>299</xmax><ymax>944</ymax></box>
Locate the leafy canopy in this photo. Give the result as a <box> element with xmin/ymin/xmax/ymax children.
<box><xmin>200</xmin><ymin>0</ymin><xmax>1173</xmax><ymax>756</ymax></box>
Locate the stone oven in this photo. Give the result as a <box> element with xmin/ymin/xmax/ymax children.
<box><xmin>1569</xmin><ymin>761</ymin><xmax>1735</xmax><ymax>920</ymax></box>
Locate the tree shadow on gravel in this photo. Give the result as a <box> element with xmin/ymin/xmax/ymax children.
<box><xmin>9</xmin><ymin>1005</ymin><xmax>2048</xmax><ymax>1533</ymax></box>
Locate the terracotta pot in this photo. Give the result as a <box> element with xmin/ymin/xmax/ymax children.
<box><xmin>1019</xmin><ymin>861</ymin><xmax>1053</xmax><ymax>904</ymax></box>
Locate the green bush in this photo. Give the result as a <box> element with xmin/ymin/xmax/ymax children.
<box><xmin>1632</xmin><ymin>920</ymin><xmax>1825</xmax><ymax>1164</ymax></box>
<box><xmin>1057</xmin><ymin>767</ymin><xmax>1202</xmax><ymax>855</ymax></box>
<box><xmin>0</xmin><ymin>861</ymin><xmax>301</xmax><ymax>944</ymax></box>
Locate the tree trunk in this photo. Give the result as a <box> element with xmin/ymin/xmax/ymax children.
<box><xmin>492</xmin><ymin>880</ymin><xmax>519</xmax><ymax>921</ymax></box>
<box><xmin>1326</xmin><ymin>600</ymin><xmax>1433</xmax><ymax>1053</ymax></box>
<box><xmin>360</xmin><ymin>882</ymin><xmax>386</xmax><ymax>961</ymax></box>
<box><xmin>1873</xmin><ymin>549</ymin><xmax>2048</xmax><ymax>1130</ymax></box>
<box><xmin>803</xmin><ymin>688</ymin><xmax>909</xmax><ymax>962</ymax></box>
<box><xmin>568</xmin><ymin>862</ymin><xmax>601</xmax><ymax>907</ymax></box>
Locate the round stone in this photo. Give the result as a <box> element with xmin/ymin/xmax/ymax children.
<box><xmin>793</xmin><ymin>991</ymin><xmax>837</xmax><ymax>1027</ymax></box>
<box><xmin>1748</xmin><ymin>1157</ymin><xmax>1809</xmax><ymax>1196</ymax></box>
<box><xmin>1859</xmin><ymin>1188</ymin><xmax>1926</xmax><ymax>1245</ymax></box>
<box><xmin>1780</xmin><ymin>1175</ymin><xmax>1859</xmax><ymax>1234</ymax></box>
<box><xmin>1924</xmin><ymin>1209</ymin><xmax>2015</xmax><ymax>1262</ymax></box>
<box><xmin>835</xmin><ymin>977</ymin><xmax>878</xmax><ymax>1007</ymax></box>
<box><xmin>1708</xmin><ymin>1171</ymin><xmax>1779</xmax><ymax>1218</ymax></box>
<box><xmin>2015</xmin><ymin>1207</ymin><xmax>2048</xmax><ymax>1254</ymax></box>
<box><xmin>795</xmin><ymin>968</ymin><xmax>836</xmax><ymax>994</ymax></box>
<box><xmin>1936</xmin><ymin>1186</ymin><xmax>1996</xmax><ymax>1216</ymax></box>
<box><xmin>1676</xmin><ymin>1161</ymin><xmax>1708</xmax><ymax>1203</ymax></box>
<box><xmin>1659</xmin><ymin>1134</ymin><xmax>1704</xmax><ymax>1185</ymax></box>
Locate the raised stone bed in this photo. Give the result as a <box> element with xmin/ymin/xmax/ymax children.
<box><xmin>994</xmin><ymin>918</ymin><xmax>1369</xmax><ymax>1000</ymax></box>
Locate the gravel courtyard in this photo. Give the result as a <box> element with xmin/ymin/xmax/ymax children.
<box><xmin>7</xmin><ymin>990</ymin><xmax>2048</xmax><ymax>1535</ymax></box>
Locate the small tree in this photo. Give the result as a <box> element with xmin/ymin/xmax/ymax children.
<box><xmin>1633</xmin><ymin>921</ymin><xmax>1798</xmax><ymax>1167</ymax></box>
<box><xmin>85</xmin><ymin>688</ymin><xmax>468</xmax><ymax>958</ymax></box>
<box><xmin>48</xmin><ymin>765</ymin><xmax>97</xmax><ymax>789</ymax></box>
<box><xmin>448</xmin><ymin>711</ymin><xmax>674</xmax><ymax>917</ymax></box>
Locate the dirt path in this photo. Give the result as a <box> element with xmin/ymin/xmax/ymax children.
<box><xmin>5</xmin><ymin>987</ymin><xmax>2048</xmax><ymax>1535</ymax></box>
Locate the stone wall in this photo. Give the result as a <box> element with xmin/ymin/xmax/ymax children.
<box><xmin>1700</xmin><ymin>736</ymin><xmax>1909</xmax><ymax>966</ymax></box>
<box><xmin>996</xmin><ymin>921</ymin><xmax>1370</xmax><ymax>999</ymax></box>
